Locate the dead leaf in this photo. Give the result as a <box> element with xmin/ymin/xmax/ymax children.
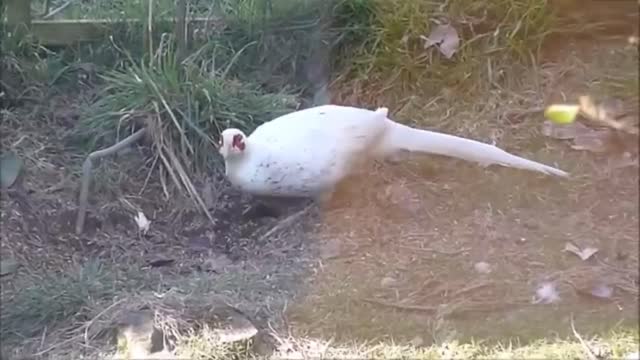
<box><xmin>624</xmin><ymin>351</ymin><xmax>639</xmax><ymax>360</ymax></box>
<box><xmin>421</xmin><ymin>23</ymin><xmax>460</xmax><ymax>59</ymax></box>
<box><xmin>0</xmin><ymin>258</ymin><xmax>19</xmax><ymax>276</ymax></box>
<box><xmin>542</xmin><ymin>120</ymin><xmax>592</xmax><ymax>140</ymax></box>
<box><xmin>563</xmin><ymin>242</ymin><xmax>599</xmax><ymax>261</ymax></box>
<box><xmin>0</xmin><ymin>151</ymin><xmax>22</xmax><ymax>188</ymax></box>
<box><xmin>579</xmin><ymin>95</ymin><xmax>639</xmax><ymax>135</ymax></box>
<box><xmin>409</xmin><ymin>336</ymin><xmax>424</xmax><ymax>347</ymax></box>
<box><xmin>146</xmin><ymin>258</ymin><xmax>175</xmax><ymax>268</ymax></box>
<box><xmin>134</xmin><ymin>211</ymin><xmax>151</xmax><ymax>234</ymax></box>
<box><xmin>201</xmin><ymin>253</ymin><xmax>232</xmax><ymax>273</ymax></box>
<box><xmin>570</xmin><ymin>130</ymin><xmax>614</xmax><ymax>153</ymax></box>
<box><xmin>202</xmin><ymin>179</ymin><xmax>216</xmax><ymax>209</ymax></box>
<box><xmin>608</xmin><ymin>153</ymin><xmax>639</xmax><ymax>170</ymax></box>
<box><xmin>589</xmin><ymin>283</ymin><xmax>613</xmax><ymax>299</ymax></box>
<box><xmin>542</xmin><ymin>120</ymin><xmax>617</xmax><ymax>154</ymax></box>
<box><xmin>532</xmin><ymin>281</ymin><xmax>560</xmax><ymax>304</ymax></box>
<box><xmin>473</xmin><ymin>261</ymin><xmax>492</xmax><ymax>274</ymax></box>
<box><xmin>380</xmin><ymin>276</ymin><xmax>398</xmax><ymax>287</ymax></box>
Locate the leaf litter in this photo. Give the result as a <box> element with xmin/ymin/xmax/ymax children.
<box><xmin>563</xmin><ymin>242</ymin><xmax>599</xmax><ymax>261</ymax></box>
<box><xmin>0</xmin><ymin>150</ymin><xmax>22</xmax><ymax>188</ymax></box>
<box><xmin>421</xmin><ymin>22</ymin><xmax>460</xmax><ymax>59</ymax></box>
<box><xmin>543</xmin><ymin>95</ymin><xmax>639</xmax><ymax>159</ymax></box>
<box><xmin>532</xmin><ymin>281</ymin><xmax>561</xmax><ymax>304</ymax></box>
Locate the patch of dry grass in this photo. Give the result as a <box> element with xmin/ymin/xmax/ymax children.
<box><xmin>265</xmin><ymin>327</ymin><xmax>639</xmax><ymax>359</ymax></box>
<box><xmin>0</xmin><ymin>256</ymin><xmax>313</xmax><ymax>359</ymax></box>
<box><xmin>330</xmin><ymin>0</ymin><xmax>561</xmax><ymax>107</ymax></box>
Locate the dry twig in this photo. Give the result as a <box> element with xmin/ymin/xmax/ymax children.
<box><xmin>42</xmin><ymin>0</ymin><xmax>72</xmax><ymax>19</ymax></box>
<box><xmin>570</xmin><ymin>313</ymin><xmax>599</xmax><ymax>360</ymax></box>
<box><xmin>258</xmin><ymin>203</ymin><xmax>314</xmax><ymax>241</ymax></box>
<box><xmin>75</xmin><ymin>128</ymin><xmax>147</xmax><ymax>234</ymax></box>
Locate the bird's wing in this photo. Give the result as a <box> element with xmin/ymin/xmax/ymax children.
<box><xmin>250</xmin><ymin>105</ymin><xmax>389</xmax><ymax>159</ymax></box>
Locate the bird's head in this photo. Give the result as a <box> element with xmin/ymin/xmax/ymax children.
<box><xmin>218</xmin><ymin>128</ymin><xmax>247</xmax><ymax>160</ymax></box>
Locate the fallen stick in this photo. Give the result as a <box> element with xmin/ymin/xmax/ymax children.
<box><xmin>258</xmin><ymin>203</ymin><xmax>314</xmax><ymax>241</ymax></box>
<box><xmin>570</xmin><ymin>313</ymin><xmax>598</xmax><ymax>360</ymax></box>
<box><xmin>75</xmin><ymin>128</ymin><xmax>147</xmax><ymax>235</ymax></box>
<box><xmin>360</xmin><ymin>298</ymin><xmax>438</xmax><ymax>312</ymax></box>
<box><xmin>42</xmin><ymin>0</ymin><xmax>72</xmax><ymax>19</ymax></box>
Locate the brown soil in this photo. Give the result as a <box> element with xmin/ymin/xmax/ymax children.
<box><xmin>285</xmin><ymin>32</ymin><xmax>639</xmax><ymax>344</ymax></box>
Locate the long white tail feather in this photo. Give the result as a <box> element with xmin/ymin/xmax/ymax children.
<box><xmin>384</xmin><ymin>120</ymin><xmax>569</xmax><ymax>177</ymax></box>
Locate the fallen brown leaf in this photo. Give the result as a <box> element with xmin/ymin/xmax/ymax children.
<box><xmin>421</xmin><ymin>23</ymin><xmax>460</xmax><ymax>59</ymax></box>
<box><xmin>563</xmin><ymin>242</ymin><xmax>599</xmax><ymax>261</ymax></box>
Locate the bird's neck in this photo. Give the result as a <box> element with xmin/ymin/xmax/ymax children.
<box><xmin>223</xmin><ymin>145</ymin><xmax>258</xmax><ymax>182</ymax></box>
<box><xmin>224</xmin><ymin>153</ymin><xmax>247</xmax><ymax>176</ymax></box>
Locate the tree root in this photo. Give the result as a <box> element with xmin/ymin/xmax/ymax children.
<box><xmin>75</xmin><ymin>128</ymin><xmax>147</xmax><ymax>235</ymax></box>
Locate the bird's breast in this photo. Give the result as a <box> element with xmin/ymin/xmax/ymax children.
<box><xmin>227</xmin><ymin>157</ymin><xmax>335</xmax><ymax>197</ymax></box>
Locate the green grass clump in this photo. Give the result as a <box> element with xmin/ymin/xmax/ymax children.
<box><xmin>0</xmin><ymin>261</ymin><xmax>115</xmax><ymax>341</ymax></box>
<box><xmin>74</xmin><ymin>39</ymin><xmax>296</xmax><ymax>166</ymax></box>
<box><xmin>333</xmin><ymin>0</ymin><xmax>558</xmax><ymax>105</ymax></box>
<box><xmin>70</xmin><ymin>35</ymin><xmax>298</xmax><ymax>218</ymax></box>
<box><xmin>189</xmin><ymin>0</ymin><xmax>377</xmax><ymax>93</ymax></box>
<box><xmin>28</xmin><ymin>0</ymin><xmax>377</xmax><ymax>93</ymax></box>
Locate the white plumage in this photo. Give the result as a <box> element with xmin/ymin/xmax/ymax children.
<box><xmin>218</xmin><ymin>104</ymin><xmax>568</xmax><ymax>199</ymax></box>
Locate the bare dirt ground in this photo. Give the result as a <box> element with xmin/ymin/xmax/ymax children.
<box><xmin>0</xmin><ymin>91</ymin><xmax>324</xmax><ymax>357</ymax></box>
<box><xmin>1</xmin><ymin>11</ymin><xmax>638</xmax><ymax>360</ymax></box>
<box><xmin>286</xmin><ymin>37</ymin><xmax>640</xmax><ymax>346</ymax></box>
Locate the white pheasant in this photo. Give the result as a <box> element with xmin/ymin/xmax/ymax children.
<box><xmin>218</xmin><ymin>104</ymin><xmax>568</xmax><ymax>201</ymax></box>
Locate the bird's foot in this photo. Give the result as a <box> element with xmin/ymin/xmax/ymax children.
<box><xmin>241</xmin><ymin>201</ymin><xmax>283</xmax><ymax>219</ymax></box>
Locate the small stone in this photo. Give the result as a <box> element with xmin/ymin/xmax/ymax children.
<box><xmin>0</xmin><ymin>258</ymin><xmax>19</xmax><ymax>276</ymax></box>
<box><xmin>625</xmin><ymin>351</ymin><xmax>639</xmax><ymax>360</ymax></box>
<box><xmin>380</xmin><ymin>276</ymin><xmax>397</xmax><ymax>287</ymax></box>
<box><xmin>474</xmin><ymin>261</ymin><xmax>491</xmax><ymax>274</ymax></box>
<box><xmin>188</xmin><ymin>236</ymin><xmax>211</xmax><ymax>252</ymax></box>
<box><xmin>409</xmin><ymin>336</ymin><xmax>424</xmax><ymax>347</ymax></box>
<box><xmin>207</xmin><ymin>305</ymin><xmax>258</xmax><ymax>343</ymax></box>
<box><xmin>202</xmin><ymin>253</ymin><xmax>233</xmax><ymax>272</ymax></box>
<box><xmin>590</xmin><ymin>283</ymin><xmax>613</xmax><ymax>299</ymax></box>
<box><xmin>114</xmin><ymin>310</ymin><xmax>164</xmax><ymax>358</ymax></box>
<box><xmin>320</xmin><ymin>240</ymin><xmax>341</xmax><ymax>259</ymax></box>
<box><xmin>533</xmin><ymin>281</ymin><xmax>560</xmax><ymax>304</ymax></box>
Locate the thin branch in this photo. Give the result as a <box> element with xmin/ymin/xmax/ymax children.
<box><xmin>42</xmin><ymin>0</ymin><xmax>72</xmax><ymax>20</ymax></box>
<box><xmin>175</xmin><ymin>0</ymin><xmax>187</xmax><ymax>63</ymax></box>
<box><xmin>360</xmin><ymin>298</ymin><xmax>439</xmax><ymax>312</ymax></box>
<box><xmin>41</xmin><ymin>0</ymin><xmax>51</xmax><ymax>17</ymax></box>
<box><xmin>258</xmin><ymin>203</ymin><xmax>314</xmax><ymax>241</ymax></box>
<box><xmin>75</xmin><ymin>128</ymin><xmax>147</xmax><ymax>235</ymax></box>
<box><xmin>570</xmin><ymin>313</ymin><xmax>598</xmax><ymax>360</ymax></box>
<box><xmin>579</xmin><ymin>95</ymin><xmax>639</xmax><ymax>135</ymax></box>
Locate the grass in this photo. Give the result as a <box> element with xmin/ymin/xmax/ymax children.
<box><xmin>331</xmin><ymin>0</ymin><xmax>559</xmax><ymax>107</ymax></box>
<box><xmin>72</xmin><ymin>39</ymin><xmax>297</xmax><ymax>163</ymax></box>
<box><xmin>1</xmin><ymin>259</ymin><xmax>637</xmax><ymax>359</ymax></box>
<box><xmin>1</xmin><ymin>261</ymin><xmax>116</xmax><ymax>341</ymax></box>
<box><xmin>266</xmin><ymin>329</ymin><xmax>639</xmax><ymax>359</ymax></box>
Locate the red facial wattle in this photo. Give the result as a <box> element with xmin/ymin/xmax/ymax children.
<box><xmin>232</xmin><ymin>134</ymin><xmax>246</xmax><ymax>151</ymax></box>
